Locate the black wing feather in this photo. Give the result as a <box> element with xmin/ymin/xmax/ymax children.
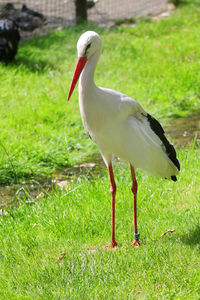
<box><xmin>147</xmin><ymin>114</ymin><xmax>180</xmax><ymax>172</ymax></box>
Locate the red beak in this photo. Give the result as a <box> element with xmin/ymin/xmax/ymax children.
<box><xmin>67</xmin><ymin>56</ymin><xmax>88</xmax><ymax>101</ymax></box>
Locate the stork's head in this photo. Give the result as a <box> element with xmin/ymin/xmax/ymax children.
<box><xmin>77</xmin><ymin>31</ymin><xmax>101</xmax><ymax>59</ymax></box>
<box><xmin>67</xmin><ymin>31</ymin><xmax>101</xmax><ymax>101</ymax></box>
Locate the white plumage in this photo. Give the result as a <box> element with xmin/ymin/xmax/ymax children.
<box><xmin>68</xmin><ymin>31</ymin><xmax>180</xmax><ymax>248</ymax></box>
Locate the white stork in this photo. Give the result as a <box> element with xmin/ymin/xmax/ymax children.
<box><xmin>67</xmin><ymin>31</ymin><xmax>180</xmax><ymax>248</ymax></box>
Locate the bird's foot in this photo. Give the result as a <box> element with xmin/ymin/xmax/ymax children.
<box><xmin>131</xmin><ymin>239</ymin><xmax>140</xmax><ymax>248</ymax></box>
<box><xmin>105</xmin><ymin>240</ymin><xmax>118</xmax><ymax>249</ymax></box>
<box><xmin>131</xmin><ymin>233</ymin><xmax>140</xmax><ymax>248</ymax></box>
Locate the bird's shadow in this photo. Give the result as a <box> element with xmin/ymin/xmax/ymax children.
<box><xmin>180</xmin><ymin>224</ymin><xmax>200</xmax><ymax>247</ymax></box>
<box><xmin>14</xmin><ymin>56</ymin><xmax>55</xmax><ymax>73</ymax></box>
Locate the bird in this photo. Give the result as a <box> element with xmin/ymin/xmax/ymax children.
<box><xmin>87</xmin><ymin>0</ymin><xmax>99</xmax><ymax>9</ymax></box>
<box><xmin>16</xmin><ymin>4</ymin><xmax>46</xmax><ymax>32</ymax></box>
<box><xmin>0</xmin><ymin>18</ymin><xmax>20</xmax><ymax>62</ymax></box>
<box><xmin>0</xmin><ymin>3</ymin><xmax>45</xmax><ymax>33</ymax></box>
<box><xmin>67</xmin><ymin>31</ymin><xmax>180</xmax><ymax>248</ymax></box>
<box><xmin>21</xmin><ymin>4</ymin><xmax>45</xmax><ymax>20</ymax></box>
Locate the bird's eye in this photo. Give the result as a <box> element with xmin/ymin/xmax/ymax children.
<box><xmin>84</xmin><ymin>43</ymin><xmax>91</xmax><ymax>55</ymax></box>
<box><xmin>86</xmin><ymin>43</ymin><xmax>91</xmax><ymax>50</ymax></box>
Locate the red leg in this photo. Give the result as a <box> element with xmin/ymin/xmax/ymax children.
<box><xmin>106</xmin><ymin>163</ymin><xmax>117</xmax><ymax>248</ymax></box>
<box><xmin>130</xmin><ymin>164</ymin><xmax>140</xmax><ymax>248</ymax></box>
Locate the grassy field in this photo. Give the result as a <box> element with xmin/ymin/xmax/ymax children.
<box><xmin>0</xmin><ymin>0</ymin><xmax>200</xmax><ymax>298</ymax></box>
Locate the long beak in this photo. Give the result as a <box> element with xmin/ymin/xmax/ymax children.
<box><xmin>67</xmin><ymin>56</ymin><xmax>87</xmax><ymax>101</ymax></box>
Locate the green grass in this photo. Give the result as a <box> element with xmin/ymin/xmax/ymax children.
<box><xmin>0</xmin><ymin>0</ymin><xmax>200</xmax><ymax>298</ymax></box>
<box><xmin>1</xmin><ymin>147</ymin><xmax>200</xmax><ymax>298</ymax></box>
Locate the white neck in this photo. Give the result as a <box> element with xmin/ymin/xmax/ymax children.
<box><xmin>79</xmin><ymin>49</ymin><xmax>101</xmax><ymax>91</ymax></box>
